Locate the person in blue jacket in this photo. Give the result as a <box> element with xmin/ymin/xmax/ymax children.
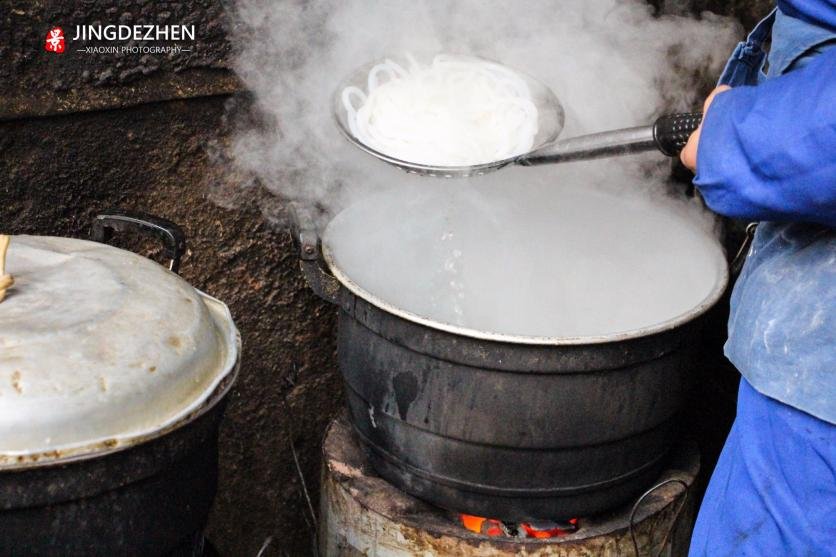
<box><xmin>679</xmin><ymin>2</ymin><xmax>835</xmax><ymax>555</ymax></box>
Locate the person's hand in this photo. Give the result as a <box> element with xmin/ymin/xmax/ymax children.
<box><xmin>680</xmin><ymin>85</ymin><xmax>732</xmax><ymax>172</ymax></box>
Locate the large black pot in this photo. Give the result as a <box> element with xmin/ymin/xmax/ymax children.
<box><xmin>0</xmin><ymin>213</ymin><xmax>239</xmax><ymax>556</ymax></box>
<box><xmin>0</xmin><ymin>383</ymin><xmax>231</xmax><ymax>556</ymax></box>
<box><xmin>292</xmin><ymin>209</ymin><xmax>726</xmax><ymax>521</ymax></box>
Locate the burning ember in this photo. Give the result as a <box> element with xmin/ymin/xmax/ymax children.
<box><xmin>460</xmin><ymin>514</ymin><xmax>578</xmax><ymax>539</ymax></box>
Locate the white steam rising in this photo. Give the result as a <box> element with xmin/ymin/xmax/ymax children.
<box><xmin>228</xmin><ymin>0</ymin><xmax>739</xmax><ymax>222</ymax></box>
<box><xmin>225</xmin><ymin>0</ymin><xmax>741</xmax><ymax>336</ymax></box>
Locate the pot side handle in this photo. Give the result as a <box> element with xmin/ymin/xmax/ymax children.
<box><xmin>287</xmin><ymin>203</ymin><xmax>342</xmax><ymax>306</ymax></box>
<box><xmin>91</xmin><ymin>210</ymin><xmax>187</xmax><ymax>274</ymax></box>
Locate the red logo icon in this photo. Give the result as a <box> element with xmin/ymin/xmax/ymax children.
<box><xmin>44</xmin><ymin>27</ymin><xmax>65</xmax><ymax>53</ymax></box>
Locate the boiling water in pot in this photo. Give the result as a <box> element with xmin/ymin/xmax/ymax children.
<box><xmin>323</xmin><ymin>173</ymin><xmax>727</xmax><ymax>340</ymax></box>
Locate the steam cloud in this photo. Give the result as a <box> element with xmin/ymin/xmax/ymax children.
<box><xmin>224</xmin><ymin>0</ymin><xmax>741</xmax><ymax>228</ymax></box>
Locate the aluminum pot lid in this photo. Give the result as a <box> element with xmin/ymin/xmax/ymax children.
<box><xmin>0</xmin><ymin>235</ymin><xmax>240</xmax><ymax>466</ymax></box>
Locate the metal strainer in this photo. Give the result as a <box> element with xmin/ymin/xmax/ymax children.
<box><xmin>334</xmin><ymin>55</ymin><xmax>701</xmax><ymax>178</ymax></box>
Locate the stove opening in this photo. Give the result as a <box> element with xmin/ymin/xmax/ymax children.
<box><xmin>459</xmin><ymin>514</ymin><xmax>579</xmax><ymax>539</ymax></box>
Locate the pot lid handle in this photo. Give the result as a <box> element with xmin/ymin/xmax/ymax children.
<box><xmin>91</xmin><ymin>211</ymin><xmax>187</xmax><ymax>274</ymax></box>
<box><xmin>0</xmin><ymin>234</ymin><xmax>14</xmax><ymax>302</ymax></box>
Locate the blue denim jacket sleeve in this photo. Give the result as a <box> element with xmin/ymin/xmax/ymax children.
<box><xmin>694</xmin><ymin>49</ymin><xmax>836</xmax><ymax>228</ymax></box>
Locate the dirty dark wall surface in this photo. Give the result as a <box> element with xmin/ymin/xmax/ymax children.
<box><xmin>657</xmin><ymin>0</ymin><xmax>774</xmax><ymax>29</ymax></box>
<box><xmin>0</xmin><ymin>0</ymin><xmax>238</xmax><ymax>117</ymax></box>
<box><xmin>1</xmin><ymin>1</ymin><xmax>773</xmax><ymax>556</ymax></box>
<box><xmin>0</xmin><ymin>2</ymin><xmax>340</xmax><ymax>556</ymax></box>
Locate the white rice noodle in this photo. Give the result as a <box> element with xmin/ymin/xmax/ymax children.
<box><xmin>342</xmin><ymin>54</ymin><xmax>539</xmax><ymax>167</ymax></box>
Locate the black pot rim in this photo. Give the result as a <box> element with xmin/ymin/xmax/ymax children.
<box><xmin>323</xmin><ymin>242</ymin><xmax>729</xmax><ymax>346</ymax></box>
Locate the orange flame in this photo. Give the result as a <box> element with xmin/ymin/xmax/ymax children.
<box><xmin>460</xmin><ymin>514</ymin><xmax>505</xmax><ymax>536</ymax></box>
<box><xmin>520</xmin><ymin>517</ymin><xmax>578</xmax><ymax>538</ymax></box>
<box><xmin>460</xmin><ymin>514</ymin><xmax>578</xmax><ymax>539</ymax></box>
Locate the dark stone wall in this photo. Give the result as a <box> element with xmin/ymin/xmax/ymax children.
<box><xmin>657</xmin><ymin>0</ymin><xmax>773</xmax><ymax>29</ymax></box>
<box><xmin>692</xmin><ymin>0</ymin><xmax>774</xmax><ymax>30</ymax></box>
<box><xmin>0</xmin><ymin>1</ymin><xmax>773</xmax><ymax>556</ymax></box>
<box><xmin>0</xmin><ymin>0</ymin><xmax>237</xmax><ymax>117</ymax></box>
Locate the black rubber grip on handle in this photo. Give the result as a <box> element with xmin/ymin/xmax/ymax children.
<box><xmin>653</xmin><ymin>112</ymin><xmax>703</xmax><ymax>157</ymax></box>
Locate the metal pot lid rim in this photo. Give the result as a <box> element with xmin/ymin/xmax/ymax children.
<box><xmin>323</xmin><ymin>242</ymin><xmax>728</xmax><ymax>346</ymax></box>
<box><xmin>0</xmin><ymin>291</ymin><xmax>240</xmax><ymax>470</ymax></box>
<box><xmin>0</xmin><ymin>344</ymin><xmax>240</xmax><ymax>471</ymax></box>
<box><xmin>0</xmin><ymin>236</ymin><xmax>240</xmax><ymax>465</ymax></box>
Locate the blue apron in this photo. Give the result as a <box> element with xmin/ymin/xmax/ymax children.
<box><xmin>689</xmin><ymin>8</ymin><xmax>836</xmax><ymax>557</ymax></box>
<box><xmin>722</xmin><ymin>12</ymin><xmax>836</xmax><ymax>427</ymax></box>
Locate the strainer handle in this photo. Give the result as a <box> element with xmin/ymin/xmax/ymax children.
<box><xmin>653</xmin><ymin>112</ymin><xmax>703</xmax><ymax>156</ymax></box>
<box><xmin>519</xmin><ymin>112</ymin><xmax>703</xmax><ymax>166</ymax></box>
